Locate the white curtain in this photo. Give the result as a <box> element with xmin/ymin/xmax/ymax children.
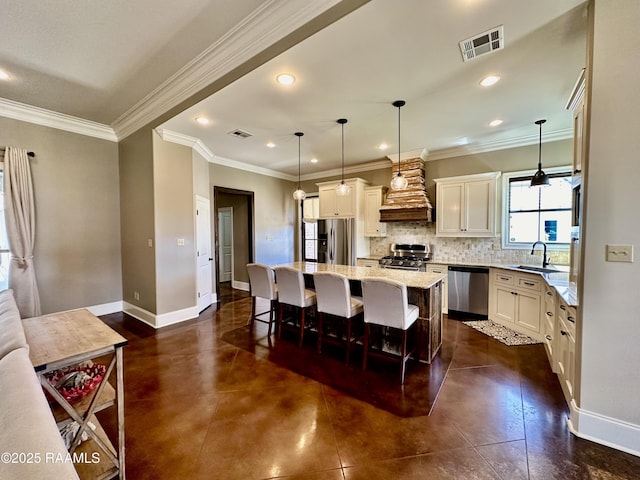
<box><xmin>3</xmin><ymin>147</ymin><xmax>41</xmax><ymax>317</ymax></box>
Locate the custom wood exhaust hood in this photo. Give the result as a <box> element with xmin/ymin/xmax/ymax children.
<box><xmin>379</xmin><ymin>156</ymin><xmax>433</xmax><ymax>222</ymax></box>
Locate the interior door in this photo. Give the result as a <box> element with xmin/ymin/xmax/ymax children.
<box><xmin>218</xmin><ymin>207</ymin><xmax>233</xmax><ymax>283</ymax></box>
<box><xmin>196</xmin><ymin>196</ymin><xmax>213</xmax><ymax>312</ymax></box>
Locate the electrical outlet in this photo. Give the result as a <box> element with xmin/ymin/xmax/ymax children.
<box><xmin>492</xmin><ymin>243</ymin><xmax>501</xmax><ymax>251</ymax></box>
<box><xmin>147</xmin><ymin>239</ymin><xmax>153</xmax><ymax>248</ymax></box>
<box><xmin>606</xmin><ymin>244</ymin><xmax>633</xmax><ymax>263</ymax></box>
<box><xmin>134</xmin><ymin>291</ymin><xmax>140</xmax><ymax>300</ymax></box>
<box><xmin>177</xmin><ymin>238</ymin><xmax>185</xmax><ymax>246</ymax></box>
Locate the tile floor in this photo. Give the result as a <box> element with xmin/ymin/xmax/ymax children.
<box><xmin>97</xmin><ymin>286</ymin><xmax>640</xmax><ymax>479</ymax></box>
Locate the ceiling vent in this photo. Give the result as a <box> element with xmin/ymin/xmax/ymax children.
<box><xmin>459</xmin><ymin>25</ymin><xmax>504</xmax><ymax>62</ymax></box>
<box><xmin>227</xmin><ymin>128</ymin><xmax>253</xmax><ymax>139</ymax></box>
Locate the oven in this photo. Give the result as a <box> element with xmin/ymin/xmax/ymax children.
<box><xmin>378</xmin><ymin>243</ymin><xmax>431</xmax><ymax>272</ymax></box>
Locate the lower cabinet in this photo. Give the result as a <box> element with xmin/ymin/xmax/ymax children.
<box><xmin>543</xmin><ymin>286</ymin><xmax>557</xmax><ymax>369</ymax></box>
<box><xmin>489</xmin><ymin>269</ymin><xmax>542</xmax><ymax>339</ymax></box>
<box><xmin>556</xmin><ymin>297</ymin><xmax>576</xmax><ymax>404</ymax></box>
<box><xmin>356</xmin><ymin>258</ymin><xmax>380</xmax><ymax>268</ymax></box>
<box><xmin>427</xmin><ymin>264</ymin><xmax>448</xmax><ymax>314</ymax></box>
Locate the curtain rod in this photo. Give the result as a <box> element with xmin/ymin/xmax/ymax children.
<box><xmin>0</xmin><ymin>147</ymin><xmax>35</xmax><ymax>157</ymax></box>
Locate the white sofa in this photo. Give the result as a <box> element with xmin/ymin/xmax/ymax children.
<box><xmin>0</xmin><ymin>289</ymin><xmax>79</xmax><ymax>480</ymax></box>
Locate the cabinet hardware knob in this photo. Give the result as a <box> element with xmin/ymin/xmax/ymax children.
<box><xmin>547</xmin><ymin>291</ymin><xmax>553</xmax><ymax>296</ymax></box>
<box><xmin>545</xmin><ymin>335</ymin><xmax>552</xmax><ymax>341</ymax></box>
<box><xmin>560</xmin><ymin>330</ymin><xmax>568</xmax><ymax>336</ymax></box>
<box><xmin>568</xmin><ymin>316</ymin><xmax>575</xmax><ymax>323</ymax></box>
<box><xmin>560</xmin><ymin>305</ymin><xmax>567</xmax><ymax>311</ymax></box>
<box><xmin>546</xmin><ymin>312</ymin><xmax>553</xmax><ymax>316</ymax></box>
<box><xmin>500</xmin><ymin>277</ymin><xmax>509</xmax><ymax>281</ymax></box>
<box><xmin>524</xmin><ymin>282</ymin><xmax>535</xmax><ymax>286</ymax></box>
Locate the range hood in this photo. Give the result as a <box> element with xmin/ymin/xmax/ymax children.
<box><xmin>380</xmin><ymin>155</ymin><xmax>433</xmax><ymax>222</ymax></box>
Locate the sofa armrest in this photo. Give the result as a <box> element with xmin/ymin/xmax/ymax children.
<box><xmin>0</xmin><ymin>348</ymin><xmax>80</xmax><ymax>480</ymax></box>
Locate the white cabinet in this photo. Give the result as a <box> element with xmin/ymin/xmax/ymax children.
<box><xmin>357</xmin><ymin>258</ymin><xmax>380</xmax><ymax>268</ymax></box>
<box><xmin>427</xmin><ymin>264</ymin><xmax>448</xmax><ymax>314</ymax></box>
<box><xmin>488</xmin><ymin>269</ymin><xmax>542</xmax><ymax>339</ymax></box>
<box><xmin>317</xmin><ymin>178</ymin><xmax>369</xmax><ymax>218</ymax></box>
<box><xmin>434</xmin><ymin>172</ymin><xmax>501</xmax><ymax>237</ymax></box>
<box><xmin>543</xmin><ymin>286</ymin><xmax>557</xmax><ymax>368</ymax></box>
<box><xmin>556</xmin><ymin>297</ymin><xmax>576</xmax><ymax>405</ymax></box>
<box><xmin>364</xmin><ymin>186</ymin><xmax>387</xmax><ymax>237</ymax></box>
<box><xmin>302</xmin><ymin>196</ymin><xmax>319</xmax><ymax>222</ymax></box>
<box><xmin>567</xmin><ymin>69</ymin><xmax>586</xmax><ymax>176</ymax></box>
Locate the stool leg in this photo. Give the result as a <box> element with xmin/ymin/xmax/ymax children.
<box><xmin>345</xmin><ymin>318</ymin><xmax>352</xmax><ymax>364</ymax></box>
<box><xmin>277</xmin><ymin>303</ymin><xmax>284</xmax><ymax>339</ymax></box>
<box><xmin>298</xmin><ymin>307</ymin><xmax>305</xmax><ymax>348</ymax></box>
<box><xmin>250</xmin><ymin>296</ymin><xmax>256</xmax><ymax>328</ymax></box>
<box><xmin>267</xmin><ymin>299</ymin><xmax>274</xmax><ymax>337</ymax></box>
<box><xmin>317</xmin><ymin>312</ymin><xmax>323</xmax><ymax>354</ymax></box>
<box><xmin>362</xmin><ymin>323</ymin><xmax>370</xmax><ymax>371</ymax></box>
<box><xmin>400</xmin><ymin>329</ymin><xmax>408</xmax><ymax>384</ymax></box>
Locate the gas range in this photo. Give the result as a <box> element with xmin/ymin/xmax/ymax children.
<box><xmin>378</xmin><ymin>243</ymin><xmax>432</xmax><ymax>271</ymax></box>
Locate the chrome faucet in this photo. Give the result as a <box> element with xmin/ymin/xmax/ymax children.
<box><xmin>531</xmin><ymin>241</ymin><xmax>549</xmax><ymax>268</ymax></box>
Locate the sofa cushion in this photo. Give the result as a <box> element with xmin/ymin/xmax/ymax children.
<box><xmin>0</xmin><ymin>289</ymin><xmax>28</xmax><ymax>361</ymax></box>
<box><xmin>0</xmin><ymin>348</ymin><xmax>79</xmax><ymax>479</ymax></box>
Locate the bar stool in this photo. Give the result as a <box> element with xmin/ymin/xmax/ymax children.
<box><xmin>246</xmin><ymin>263</ymin><xmax>278</xmax><ymax>336</ymax></box>
<box><xmin>361</xmin><ymin>277</ymin><xmax>419</xmax><ymax>384</ymax></box>
<box><xmin>313</xmin><ymin>271</ymin><xmax>363</xmax><ymax>364</ymax></box>
<box><xmin>273</xmin><ymin>266</ymin><xmax>317</xmax><ymax>348</ymax></box>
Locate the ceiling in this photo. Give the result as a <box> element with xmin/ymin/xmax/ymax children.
<box><xmin>1</xmin><ymin>0</ymin><xmax>588</xmax><ymax>179</ymax></box>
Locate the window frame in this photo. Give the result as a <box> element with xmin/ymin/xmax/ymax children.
<box><xmin>501</xmin><ymin>166</ymin><xmax>572</xmax><ymax>250</ymax></box>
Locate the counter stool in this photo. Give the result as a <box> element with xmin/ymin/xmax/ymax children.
<box><xmin>361</xmin><ymin>277</ymin><xmax>419</xmax><ymax>384</ymax></box>
<box><xmin>273</xmin><ymin>266</ymin><xmax>317</xmax><ymax>348</ymax></box>
<box><xmin>246</xmin><ymin>263</ymin><xmax>278</xmax><ymax>337</ymax></box>
<box><xmin>313</xmin><ymin>271</ymin><xmax>363</xmax><ymax>364</ymax></box>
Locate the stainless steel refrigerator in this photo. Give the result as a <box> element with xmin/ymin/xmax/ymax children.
<box><xmin>316</xmin><ymin>218</ymin><xmax>355</xmax><ymax>266</ymax></box>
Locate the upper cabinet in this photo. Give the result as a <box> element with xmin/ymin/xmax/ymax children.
<box><xmin>434</xmin><ymin>172</ymin><xmax>501</xmax><ymax>237</ymax></box>
<box><xmin>567</xmin><ymin>69</ymin><xmax>586</xmax><ymax>176</ymax></box>
<box><xmin>302</xmin><ymin>196</ymin><xmax>319</xmax><ymax>223</ymax></box>
<box><xmin>317</xmin><ymin>178</ymin><xmax>369</xmax><ymax>218</ymax></box>
<box><xmin>364</xmin><ymin>186</ymin><xmax>387</xmax><ymax>237</ymax></box>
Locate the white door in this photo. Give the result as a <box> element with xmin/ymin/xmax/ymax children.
<box><xmin>196</xmin><ymin>196</ymin><xmax>213</xmax><ymax>312</ymax></box>
<box><xmin>218</xmin><ymin>207</ymin><xmax>233</xmax><ymax>283</ymax></box>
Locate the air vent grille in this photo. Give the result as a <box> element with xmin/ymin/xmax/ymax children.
<box><xmin>227</xmin><ymin>128</ymin><xmax>253</xmax><ymax>139</ymax></box>
<box><xmin>459</xmin><ymin>25</ymin><xmax>504</xmax><ymax>62</ymax></box>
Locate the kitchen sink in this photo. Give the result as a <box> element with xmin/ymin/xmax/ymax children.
<box><xmin>510</xmin><ymin>265</ymin><xmax>565</xmax><ymax>274</ymax></box>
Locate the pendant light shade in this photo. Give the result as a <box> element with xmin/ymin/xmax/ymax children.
<box><xmin>336</xmin><ymin>118</ymin><xmax>351</xmax><ymax>196</ymax></box>
<box><xmin>530</xmin><ymin>119</ymin><xmax>550</xmax><ymax>188</ymax></box>
<box><xmin>390</xmin><ymin>100</ymin><xmax>408</xmax><ymax>191</ymax></box>
<box><xmin>292</xmin><ymin>132</ymin><xmax>306</xmax><ymax>201</ymax></box>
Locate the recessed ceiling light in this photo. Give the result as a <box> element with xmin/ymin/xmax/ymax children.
<box><xmin>266</xmin><ymin>142</ymin><xmax>276</xmax><ymax>148</ymax></box>
<box><xmin>0</xmin><ymin>70</ymin><xmax>9</xmax><ymax>80</ymax></box>
<box><xmin>489</xmin><ymin>119</ymin><xmax>503</xmax><ymax>127</ymax></box>
<box><xmin>378</xmin><ymin>143</ymin><xmax>389</xmax><ymax>150</ymax></box>
<box><xmin>195</xmin><ymin>117</ymin><xmax>210</xmax><ymax>125</ymax></box>
<box><xmin>480</xmin><ymin>75</ymin><xmax>501</xmax><ymax>87</ymax></box>
<box><xmin>310</xmin><ymin>158</ymin><xmax>318</xmax><ymax>164</ymax></box>
<box><xmin>276</xmin><ymin>73</ymin><xmax>295</xmax><ymax>86</ymax></box>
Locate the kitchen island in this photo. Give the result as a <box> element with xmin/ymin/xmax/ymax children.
<box><xmin>275</xmin><ymin>262</ymin><xmax>447</xmax><ymax>363</ymax></box>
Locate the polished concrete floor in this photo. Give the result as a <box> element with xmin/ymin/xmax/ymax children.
<box><xmin>97</xmin><ymin>286</ymin><xmax>640</xmax><ymax>479</ymax></box>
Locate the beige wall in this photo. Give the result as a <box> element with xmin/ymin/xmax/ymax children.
<box><xmin>119</xmin><ymin>129</ymin><xmax>156</xmax><ymax>312</ymax></box>
<box><xmin>0</xmin><ymin>117</ymin><xmax>122</xmax><ymax>314</ymax></box>
<box><xmin>152</xmin><ymin>132</ymin><xmax>197</xmax><ymax>314</ymax></box>
<box><xmin>210</xmin><ymin>163</ymin><xmax>295</xmax><ymax>272</ymax></box>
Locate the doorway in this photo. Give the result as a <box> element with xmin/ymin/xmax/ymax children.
<box><xmin>213</xmin><ymin>187</ymin><xmax>255</xmax><ymax>301</ymax></box>
<box><xmin>218</xmin><ymin>207</ymin><xmax>233</xmax><ymax>283</ymax></box>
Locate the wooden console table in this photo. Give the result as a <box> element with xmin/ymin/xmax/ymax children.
<box><xmin>23</xmin><ymin>309</ymin><xmax>127</xmax><ymax>480</ymax></box>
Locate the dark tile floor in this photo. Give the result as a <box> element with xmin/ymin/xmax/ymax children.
<box><xmin>97</xmin><ymin>286</ymin><xmax>640</xmax><ymax>479</ymax></box>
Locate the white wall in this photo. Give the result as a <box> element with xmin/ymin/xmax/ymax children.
<box><xmin>577</xmin><ymin>0</ymin><xmax>640</xmax><ymax>454</ymax></box>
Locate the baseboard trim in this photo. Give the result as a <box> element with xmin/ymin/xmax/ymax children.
<box><xmin>122</xmin><ymin>302</ymin><xmax>199</xmax><ymax>329</ymax></box>
<box><xmin>232</xmin><ymin>280</ymin><xmax>250</xmax><ymax>291</ymax></box>
<box><xmin>568</xmin><ymin>399</ymin><xmax>640</xmax><ymax>457</ymax></box>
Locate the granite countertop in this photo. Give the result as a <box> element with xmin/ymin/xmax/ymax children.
<box><xmin>277</xmin><ymin>261</ymin><xmax>446</xmax><ymax>290</ymax></box>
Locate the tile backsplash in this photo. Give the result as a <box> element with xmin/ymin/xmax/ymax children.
<box><xmin>370</xmin><ymin>222</ymin><xmax>569</xmax><ymax>266</ymax></box>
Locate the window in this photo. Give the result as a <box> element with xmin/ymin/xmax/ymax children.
<box><xmin>303</xmin><ymin>221</ymin><xmax>318</xmax><ymax>261</ymax></box>
<box><xmin>0</xmin><ymin>171</ymin><xmax>10</xmax><ymax>290</ymax></box>
<box><xmin>502</xmin><ymin>167</ymin><xmax>572</xmax><ymax>249</ymax></box>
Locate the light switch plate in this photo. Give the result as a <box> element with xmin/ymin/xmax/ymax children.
<box><xmin>606</xmin><ymin>244</ymin><xmax>633</xmax><ymax>262</ymax></box>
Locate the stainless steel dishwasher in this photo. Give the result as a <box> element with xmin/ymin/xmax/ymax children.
<box><xmin>447</xmin><ymin>266</ymin><xmax>489</xmax><ymax>319</ymax></box>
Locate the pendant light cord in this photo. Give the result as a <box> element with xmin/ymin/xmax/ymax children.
<box><xmin>538</xmin><ymin>121</ymin><xmax>542</xmax><ymax>170</ymax></box>
<box><xmin>341</xmin><ymin>122</ymin><xmax>345</xmax><ymax>183</ymax></box>
<box><xmin>397</xmin><ymin>104</ymin><xmax>401</xmax><ymax>176</ymax></box>
<box><xmin>298</xmin><ymin>133</ymin><xmax>302</xmax><ymax>189</ymax></box>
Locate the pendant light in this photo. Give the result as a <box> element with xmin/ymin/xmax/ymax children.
<box><xmin>292</xmin><ymin>131</ymin><xmax>306</xmax><ymax>201</ymax></box>
<box><xmin>390</xmin><ymin>100</ymin><xmax>408</xmax><ymax>191</ymax></box>
<box><xmin>336</xmin><ymin>118</ymin><xmax>351</xmax><ymax>196</ymax></box>
<box><xmin>530</xmin><ymin>119</ymin><xmax>550</xmax><ymax>187</ymax></box>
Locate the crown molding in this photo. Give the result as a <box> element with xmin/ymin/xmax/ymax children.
<box><xmin>0</xmin><ymin>97</ymin><xmax>117</xmax><ymax>142</ymax></box>
<box><xmin>112</xmin><ymin>0</ymin><xmax>341</xmax><ymax>140</ymax></box>
<box><xmin>386</xmin><ymin>148</ymin><xmax>429</xmax><ymax>162</ymax></box>
<box><xmin>156</xmin><ymin>128</ymin><xmax>295</xmax><ymax>181</ymax></box>
<box><xmin>300</xmin><ymin>159</ymin><xmax>389</xmax><ymax>181</ymax></box>
<box><xmin>426</xmin><ymin>127</ymin><xmax>573</xmax><ymax>161</ymax></box>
